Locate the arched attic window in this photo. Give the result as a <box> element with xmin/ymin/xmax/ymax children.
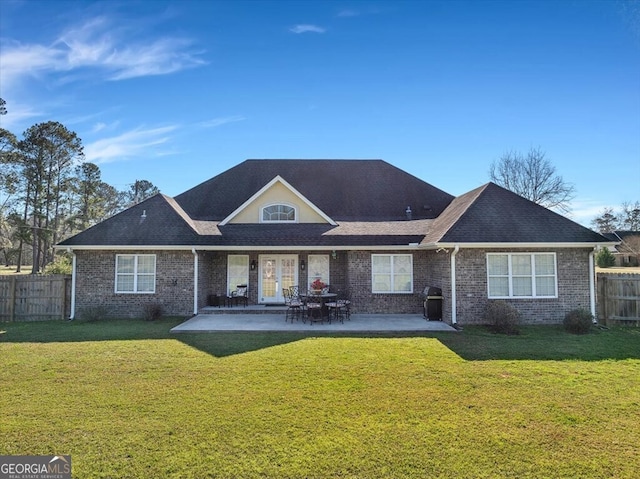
<box><xmin>261</xmin><ymin>203</ymin><xmax>297</xmax><ymax>223</ymax></box>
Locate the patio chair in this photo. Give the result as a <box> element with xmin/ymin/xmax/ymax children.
<box><xmin>228</xmin><ymin>284</ymin><xmax>248</xmax><ymax>307</ymax></box>
<box><xmin>325</xmin><ymin>298</ymin><xmax>343</xmax><ymax>324</ymax></box>
<box><xmin>284</xmin><ymin>288</ymin><xmax>304</xmax><ymax>323</ymax></box>
<box><xmin>290</xmin><ymin>285</ymin><xmax>300</xmax><ymax>299</ymax></box>
<box><xmin>326</xmin><ymin>290</ymin><xmax>349</xmax><ymax>323</ymax></box>
<box><xmin>336</xmin><ymin>290</ymin><xmax>351</xmax><ymax>321</ymax></box>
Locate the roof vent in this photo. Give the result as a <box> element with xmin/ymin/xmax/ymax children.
<box><xmin>405</xmin><ymin>206</ymin><xmax>412</xmax><ymax>220</ymax></box>
<box><xmin>141</xmin><ymin>210</ymin><xmax>147</xmax><ymax>219</ymax></box>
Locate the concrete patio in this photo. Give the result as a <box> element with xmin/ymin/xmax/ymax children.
<box><xmin>170</xmin><ymin>310</ymin><xmax>457</xmax><ymax>333</ymax></box>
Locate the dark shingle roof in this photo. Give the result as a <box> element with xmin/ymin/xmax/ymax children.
<box><xmin>425</xmin><ymin>182</ymin><xmax>610</xmax><ymax>244</ymax></box>
<box><xmin>210</xmin><ymin>223</ymin><xmax>427</xmax><ymax>247</ymax></box>
<box><xmin>175</xmin><ymin>159</ymin><xmax>454</xmax><ymax>221</ymax></box>
<box><xmin>58</xmin><ymin>194</ymin><xmax>200</xmax><ymax>246</ymax></box>
<box><xmin>608</xmin><ymin>231</ymin><xmax>640</xmax><ymax>240</ymax></box>
<box><xmin>58</xmin><ymin>162</ymin><xmax>611</xmax><ymax>249</ymax></box>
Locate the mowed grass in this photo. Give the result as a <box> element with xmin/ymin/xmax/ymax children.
<box><xmin>1</xmin><ymin>319</ymin><xmax>639</xmax><ymax>478</ymax></box>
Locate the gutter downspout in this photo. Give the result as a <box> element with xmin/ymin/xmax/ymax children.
<box><xmin>68</xmin><ymin>248</ymin><xmax>76</xmax><ymax>320</ymax></box>
<box><xmin>589</xmin><ymin>247</ymin><xmax>597</xmax><ymax>323</ymax></box>
<box><xmin>450</xmin><ymin>245</ymin><xmax>459</xmax><ymax>326</ymax></box>
<box><xmin>192</xmin><ymin>248</ymin><xmax>199</xmax><ymax>316</ymax></box>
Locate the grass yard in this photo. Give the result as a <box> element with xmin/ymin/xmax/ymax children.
<box><xmin>1</xmin><ymin>319</ymin><xmax>639</xmax><ymax>478</ymax></box>
<box><xmin>0</xmin><ymin>265</ymin><xmax>32</xmax><ymax>275</ymax></box>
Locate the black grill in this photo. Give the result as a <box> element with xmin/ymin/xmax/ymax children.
<box><xmin>422</xmin><ymin>286</ymin><xmax>443</xmax><ymax>321</ymax></box>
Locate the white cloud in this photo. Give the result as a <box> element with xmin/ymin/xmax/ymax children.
<box><xmin>198</xmin><ymin>115</ymin><xmax>246</xmax><ymax>128</ymax></box>
<box><xmin>0</xmin><ymin>15</ymin><xmax>206</xmax><ymax>90</ymax></box>
<box><xmin>567</xmin><ymin>198</ymin><xmax>610</xmax><ymax>227</ymax></box>
<box><xmin>0</xmin><ymin>102</ymin><xmax>43</xmax><ymax>130</ymax></box>
<box><xmin>337</xmin><ymin>10</ymin><xmax>359</xmax><ymax>17</ymax></box>
<box><xmin>84</xmin><ymin>125</ymin><xmax>178</xmax><ymax>164</ymax></box>
<box><xmin>289</xmin><ymin>24</ymin><xmax>326</xmax><ymax>34</ymax></box>
<box><xmin>91</xmin><ymin>122</ymin><xmax>107</xmax><ymax>133</ymax></box>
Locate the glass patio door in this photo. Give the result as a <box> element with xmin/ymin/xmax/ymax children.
<box><xmin>259</xmin><ymin>255</ymin><xmax>298</xmax><ymax>303</ymax></box>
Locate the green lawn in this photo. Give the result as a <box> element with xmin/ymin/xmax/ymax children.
<box><xmin>1</xmin><ymin>319</ymin><xmax>639</xmax><ymax>478</ymax></box>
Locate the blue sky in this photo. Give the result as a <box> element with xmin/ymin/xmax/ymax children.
<box><xmin>1</xmin><ymin>0</ymin><xmax>639</xmax><ymax>226</ymax></box>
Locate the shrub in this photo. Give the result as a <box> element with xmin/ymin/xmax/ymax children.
<box><xmin>595</xmin><ymin>248</ymin><xmax>616</xmax><ymax>268</ymax></box>
<box><xmin>142</xmin><ymin>303</ymin><xmax>163</xmax><ymax>321</ymax></box>
<box><xmin>43</xmin><ymin>255</ymin><xmax>72</xmax><ymax>275</ymax></box>
<box><xmin>563</xmin><ymin>308</ymin><xmax>594</xmax><ymax>334</ymax></box>
<box><xmin>77</xmin><ymin>305</ymin><xmax>110</xmax><ymax>322</ymax></box>
<box><xmin>483</xmin><ymin>300</ymin><xmax>521</xmax><ymax>335</ymax></box>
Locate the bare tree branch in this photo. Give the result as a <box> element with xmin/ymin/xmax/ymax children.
<box><xmin>489</xmin><ymin>147</ymin><xmax>576</xmax><ymax>213</ymax></box>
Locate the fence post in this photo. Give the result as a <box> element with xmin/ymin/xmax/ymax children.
<box><xmin>60</xmin><ymin>276</ymin><xmax>66</xmax><ymax>320</ymax></box>
<box><xmin>8</xmin><ymin>276</ymin><xmax>17</xmax><ymax>322</ymax></box>
<box><xmin>599</xmin><ymin>275</ymin><xmax>607</xmax><ymax>326</ymax></box>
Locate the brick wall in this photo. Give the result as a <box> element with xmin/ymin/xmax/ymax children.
<box><xmin>75</xmin><ymin>250</ymin><xmax>195</xmax><ymax>318</ymax></box>
<box><xmin>74</xmin><ymin>247</ymin><xmax>594</xmax><ymax>322</ymax></box>
<box><xmin>345</xmin><ymin>250</ymin><xmax>426</xmax><ymax>314</ymax></box>
<box><xmin>453</xmin><ymin>248</ymin><xmax>593</xmax><ymax>324</ymax></box>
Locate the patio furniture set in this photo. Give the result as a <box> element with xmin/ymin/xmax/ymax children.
<box><xmin>207</xmin><ymin>285</ymin><xmax>249</xmax><ymax>308</ymax></box>
<box><xmin>284</xmin><ymin>286</ymin><xmax>351</xmax><ymax>325</ymax></box>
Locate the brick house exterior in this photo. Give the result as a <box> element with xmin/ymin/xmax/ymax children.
<box><xmin>58</xmin><ymin>159</ymin><xmax>613</xmax><ymax>325</ymax></box>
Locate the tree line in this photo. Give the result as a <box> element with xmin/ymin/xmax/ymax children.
<box><xmin>0</xmin><ymin>100</ymin><xmax>159</xmax><ymax>273</ymax></box>
<box><xmin>590</xmin><ymin>203</ymin><xmax>640</xmax><ymax>234</ymax></box>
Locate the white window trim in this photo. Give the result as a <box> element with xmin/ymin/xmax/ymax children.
<box><xmin>486</xmin><ymin>252</ymin><xmax>558</xmax><ymax>299</ymax></box>
<box><xmin>371</xmin><ymin>254</ymin><xmax>414</xmax><ymax>294</ymax></box>
<box><xmin>260</xmin><ymin>203</ymin><xmax>297</xmax><ymax>223</ymax></box>
<box><xmin>115</xmin><ymin>254</ymin><xmax>156</xmax><ymax>294</ymax></box>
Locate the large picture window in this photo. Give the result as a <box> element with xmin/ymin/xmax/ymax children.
<box><xmin>115</xmin><ymin>254</ymin><xmax>156</xmax><ymax>293</ymax></box>
<box><xmin>261</xmin><ymin>204</ymin><xmax>296</xmax><ymax>223</ymax></box>
<box><xmin>487</xmin><ymin>253</ymin><xmax>557</xmax><ymax>298</ymax></box>
<box><xmin>372</xmin><ymin>254</ymin><xmax>413</xmax><ymax>293</ymax></box>
<box><xmin>227</xmin><ymin>255</ymin><xmax>249</xmax><ymax>295</ymax></box>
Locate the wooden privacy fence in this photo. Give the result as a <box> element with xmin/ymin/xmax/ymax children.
<box><xmin>0</xmin><ymin>275</ymin><xmax>71</xmax><ymax>322</ymax></box>
<box><xmin>597</xmin><ymin>273</ymin><xmax>640</xmax><ymax>325</ymax></box>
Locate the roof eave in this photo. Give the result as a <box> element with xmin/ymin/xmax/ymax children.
<box><xmin>421</xmin><ymin>241</ymin><xmax>619</xmax><ymax>249</ymax></box>
<box><xmin>55</xmin><ymin>243</ymin><xmax>423</xmax><ymax>252</ymax></box>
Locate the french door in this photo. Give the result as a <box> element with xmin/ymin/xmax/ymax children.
<box><xmin>259</xmin><ymin>255</ymin><xmax>298</xmax><ymax>303</ymax></box>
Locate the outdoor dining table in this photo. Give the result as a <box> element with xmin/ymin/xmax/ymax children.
<box><xmin>300</xmin><ymin>292</ymin><xmax>337</xmax><ymax>320</ymax></box>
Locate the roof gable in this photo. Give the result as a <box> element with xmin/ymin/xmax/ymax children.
<box><xmin>220</xmin><ymin>175</ymin><xmax>336</xmax><ymax>225</ymax></box>
<box><xmin>427</xmin><ymin>182</ymin><xmax>611</xmax><ymax>244</ymax></box>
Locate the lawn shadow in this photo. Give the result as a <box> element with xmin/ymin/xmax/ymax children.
<box><xmin>0</xmin><ymin>318</ymin><xmax>418</xmax><ymax>358</ymax></box>
<box><xmin>174</xmin><ymin>330</ymin><xmax>448</xmax><ymax>358</ymax></box>
<box><xmin>1</xmin><ymin>320</ymin><xmax>638</xmax><ymax>361</ymax></box>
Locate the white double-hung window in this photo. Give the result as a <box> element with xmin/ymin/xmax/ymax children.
<box><xmin>115</xmin><ymin>254</ymin><xmax>156</xmax><ymax>293</ymax></box>
<box><xmin>371</xmin><ymin>254</ymin><xmax>413</xmax><ymax>293</ymax></box>
<box><xmin>487</xmin><ymin>253</ymin><xmax>557</xmax><ymax>298</ymax></box>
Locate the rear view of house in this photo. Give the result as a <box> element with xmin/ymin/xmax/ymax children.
<box><xmin>57</xmin><ymin>159</ymin><xmax>612</xmax><ymax>325</ymax></box>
